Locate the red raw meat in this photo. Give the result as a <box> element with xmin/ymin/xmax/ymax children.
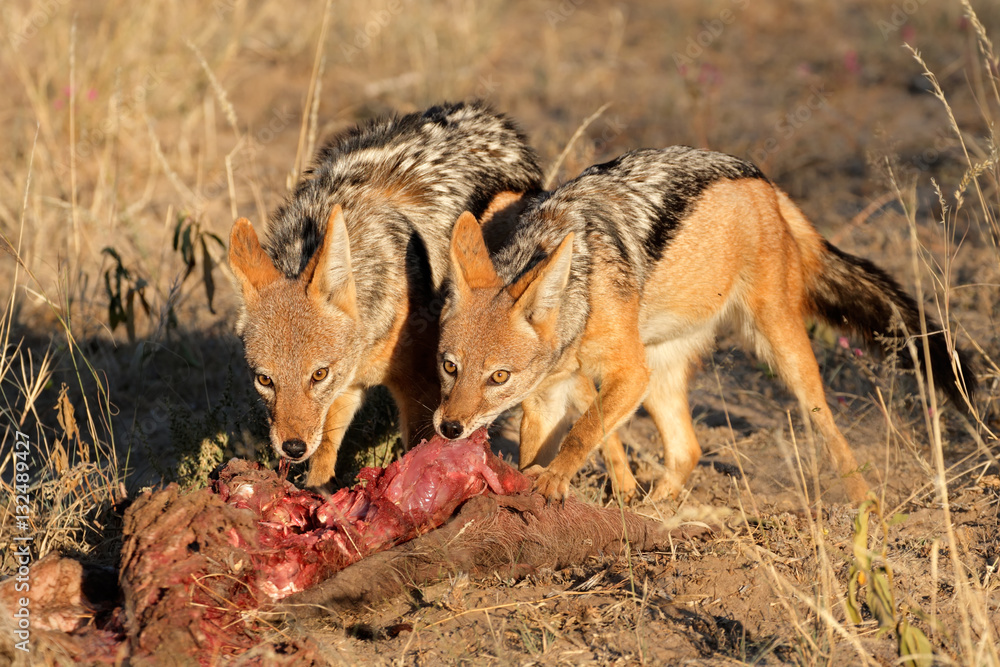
<box><xmin>214</xmin><ymin>428</ymin><xmax>530</xmax><ymax>599</ymax></box>
<box><xmin>9</xmin><ymin>429</ymin><xmax>682</xmax><ymax>665</ymax></box>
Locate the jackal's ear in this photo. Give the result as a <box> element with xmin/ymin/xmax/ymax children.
<box><xmin>229</xmin><ymin>218</ymin><xmax>282</xmax><ymax>299</ymax></box>
<box><xmin>510</xmin><ymin>233</ymin><xmax>574</xmax><ymax>325</ymax></box>
<box><xmin>450</xmin><ymin>211</ymin><xmax>501</xmax><ymax>294</ymax></box>
<box><xmin>306</xmin><ymin>205</ymin><xmax>357</xmax><ymax>318</ymax></box>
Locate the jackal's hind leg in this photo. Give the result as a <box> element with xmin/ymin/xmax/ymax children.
<box><xmin>749</xmin><ymin>298</ymin><xmax>870</xmax><ymax>502</ymax></box>
<box><xmin>643</xmin><ymin>339</ymin><xmax>705</xmax><ymax>501</ymax></box>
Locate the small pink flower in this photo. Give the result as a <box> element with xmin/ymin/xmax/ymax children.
<box><xmin>87</xmin><ymin>88</ymin><xmax>98</xmax><ymax>101</ymax></box>
<box><xmin>854</xmin><ymin>348</ymin><xmax>864</xmax><ymax>358</ymax></box>
<box><xmin>843</xmin><ymin>50</ymin><xmax>861</xmax><ymax>75</ymax></box>
<box><xmin>698</xmin><ymin>63</ymin><xmax>722</xmax><ymax>87</ymax></box>
<box><xmin>901</xmin><ymin>25</ymin><xmax>916</xmax><ymax>45</ymax></box>
<box><xmin>838</xmin><ymin>336</ymin><xmax>851</xmax><ymax>350</ymax></box>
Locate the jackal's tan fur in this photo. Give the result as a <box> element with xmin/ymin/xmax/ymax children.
<box><xmin>229</xmin><ymin>102</ymin><xmax>541</xmax><ymax>486</ymax></box>
<box><xmin>435</xmin><ymin>147</ymin><xmax>977</xmax><ymax>502</ymax></box>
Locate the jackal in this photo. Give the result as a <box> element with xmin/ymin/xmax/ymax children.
<box><xmin>434</xmin><ymin>146</ymin><xmax>977</xmax><ymax>502</ymax></box>
<box><xmin>228</xmin><ymin>102</ymin><xmax>542</xmax><ymax>486</ymax></box>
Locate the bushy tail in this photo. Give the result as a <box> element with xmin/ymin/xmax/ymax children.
<box><xmin>808</xmin><ymin>240</ymin><xmax>978</xmax><ymax>409</ymax></box>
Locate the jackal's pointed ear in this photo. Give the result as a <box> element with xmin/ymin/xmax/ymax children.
<box><xmin>229</xmin><ymin>218</ymin><xmax>282</xmax><ymax>299</ymax></box>
<box><xmin>450</xmin><ymin>211</ymin><xmax>501</xmax><ymax>293</ymax></box>
<box><xmin>510</xmin><ymin>233</ymin><xmax>574</xmax><ymax>325</ymax></box>
<box><xmin>306</xmin><ymin>205</ymin><xmax>357</xmax><ymax>318</ymax></box>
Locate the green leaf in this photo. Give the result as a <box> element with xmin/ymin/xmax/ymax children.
<box><xmin>201</xmin><ymin>236</ymin><xmax>216</xmax><ymax>314</ymax></box>
<box><xmin>181</xmin><ymin>224</ymin><xmax>195</xmax><ymax>273</ymax></box>
<box><xmin>898</xmin><ymin>619</ymin><xmax>933</xmax><ymax>667</ymax></box>
<box><xmin>173</xmin><ymin>215</ymin><xmax>184</xmax><ymax>250</ymax></box>
<box><xmin>851</xmin><ymin>500</ymin><xmax>874</xmax><ymax>570</ymax></box>
<box><xmin>101</xmin><ymin>246</ymin><xmax>122</xmax><ymax>263</ymax></box>
<box><xmin>104</xmin><ymin>270</ymin><xmax>123</xmax><ymax>331</ymax></box>
<box><xmin>125</xmin><ymin>290</ymin><xmax>136</xmax><ymax>343</ymax></box>
<box><xmin>138</xmin><ymin>289</ymin><xmax>152</xmax><ymax>318</ymax></box>
<box><xmin>846</xmin><ymin>565</ymin><xmax>863</xmax><ymax>624</ymax></box>
<box><xmin>866</xmin><ymin>568</ymin><xmax>896</xmax><ymax>632</ymax></box>
<box><xmin>204</xmin><ymin>231</ymin><xmax>225</xmax><ymax>248</ymax></box>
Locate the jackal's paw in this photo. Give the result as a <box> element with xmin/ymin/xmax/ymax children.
<box><xmin>523</xmin><ymin>464</ymin><xmax>544</xmax><ymax>478</ymax></box>
<box><xmin>612</xmin><ymin>471</ymin><xmax>638</xmax><ymax>504</ymax></box>
<box><xmin>842</xmin><ymin>473</ymin><xmax>871</xmax><ymax>504</ymax></box>
<box><xmin>647</xmin><ymin>475</ymin><xmax>684</xmax><ymax>502</ymax></box>
<box><xmin>524</xmin><ymin>465</ymin><xmax>572</xmax><ymax>503</ymax></box>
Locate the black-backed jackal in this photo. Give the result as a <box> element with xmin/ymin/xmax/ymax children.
<box><xmin>434</xmin><ymin>146</ymin><xmax>977</xmax><ymax>502</ymax></box>
<box><xmin>228</xmin><ymin>102</ymin><xmax>542</xmax><ymax>487</ymax></box>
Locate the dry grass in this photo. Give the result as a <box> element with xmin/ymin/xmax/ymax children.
<box><xmin>1</xmin><ymin>0</ymin><xmax>999</xmax><ymax>664</ymax></box>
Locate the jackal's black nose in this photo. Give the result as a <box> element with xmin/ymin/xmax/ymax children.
<box><xmin>281</xmin><ymin>439</ymin><xmax>307</xmax><ymax>459</ymax></box>
<box><xmin>439</xmin><ymin>421</ymin><xmax>464</xmax><ymax>440</ymax></box>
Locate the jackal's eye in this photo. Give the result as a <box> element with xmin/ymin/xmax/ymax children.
<box><xmin>312</xmin><ymin>367</ymin><xmax>329</xmax><ymax>382</ymax></box>
<box><xmin>442</xmin><ymin>360</ymin><xmax>458</xmax><ymax>376</ymax></box>
<box><xmin>256</xmin><ymin>374</ymin><xmax>272</xmax><ymax>387</ymax></box>
<box><xmin>490</xmin><ymin>370</ymin><xmax>510</xmax><ymax>385</ymax></box>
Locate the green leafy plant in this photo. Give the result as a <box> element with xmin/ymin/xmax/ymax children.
<box><xmin>155</xmin><ymin>369</ymin><xmax>270</xmax><ymax>489</ymax></box>
<box><xmin>173</xmin><ymin>212</ymin><xmax>226</xmax><ymax>313</ymax></box>
<box><xmin>102</xmin><ymin>247</ymin><xmax>151</xmax><ymax>342</ymax></box>
<box><xmin>846</xmin><ymin>499</ymin><xmax>934</xmax><ymax>667</ymax></box>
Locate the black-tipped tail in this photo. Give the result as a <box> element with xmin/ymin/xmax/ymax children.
<box><xmin>808</xmin><ymin>241</ymin><xmax>978</xmax><ymax>409</ymax></box>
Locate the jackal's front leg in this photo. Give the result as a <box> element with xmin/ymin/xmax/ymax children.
<box><xmin>519</xmin><ymin>374</ymin><xmax>577</xmax><ymax>471</ymax></box>
<box><xmin>306</xmin><ymin>386</ymin><xmax>365</xmax><ymax>488</ymax></box>
<box><xmin>569</xmin><ymin>373</ymin><xmax>638</xmax><ymax>501</ymax></box>
<box><xmin>529</xmin><ymin>308</ymin><xmax>649</xmax><ymax>502</ymax></box>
